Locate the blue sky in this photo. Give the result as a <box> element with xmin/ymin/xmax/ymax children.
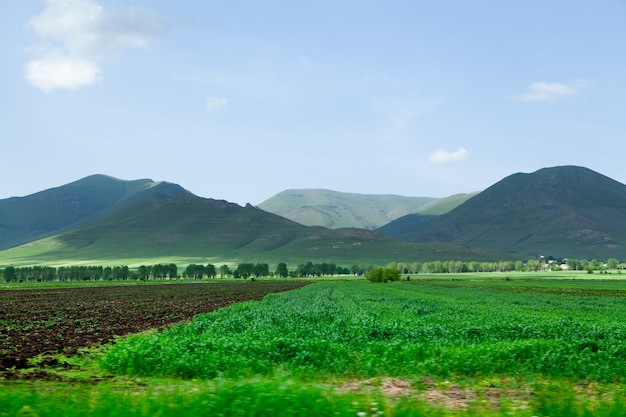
<box><xmin>1</xmin><ymin>0</ymin><xmax>625</xmax><ymax>205</ymax></box>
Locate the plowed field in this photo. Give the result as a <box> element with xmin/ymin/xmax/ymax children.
<box><xmin>0</xmin><ymin>281</ymin><xmax>309</xmax><ymax>375</ymax></box>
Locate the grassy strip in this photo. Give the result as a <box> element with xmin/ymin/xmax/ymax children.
<box><xmin>0</xmin><ymin>378</ymin><xmax>373</xmax><ymax>417</ymax></box>
<box><xmin>3</xmin><ymin>377</ymin><xmax>626</xmax><ymax>416</ymax></box>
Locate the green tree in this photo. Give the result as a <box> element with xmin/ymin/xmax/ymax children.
<box><xmin>219</xmin><ymin>264</ymin><xmax>230</xmax><ymax>278</ymax></box>
<box><xmin>103</xmin><ymin>266</ymin><xmax>113</xmax><ymax>280</ymax></box>
<box><xmin>168</xmin><ymin>263</ymin><xmax>178</xmax><ymax>279</ymax></box>
<box><xmin>607</xmin><ymin>258</ymin><xmax>620</xmax><ymax>270</ymax></box>
<box><xmin>138</xmin><ymin>265</ymin><xmax>150</xmax><ymax>280</ymax></box>
<box><xmin>236</xmin><ymin>263</ymin><xmax>255</xmax><ymax>278</ymax></box>
<box><xmin>3</xmin><ymin>266</ymin><xmax>16</xmax><ymax>283</ymax></box>
<box><xmin>254</xmin><ymin>263</ymin><xmax>269</xmax><ymax>277</ymax></box>
<box><xmin>185</xmin><ymin>264</ymin><xmax>204</xmax><ymax>279</ymax></box>
<box><xmin>206</xmin><ymin>264</ymin><xmax>216</xmax><ymax>278</ymax></box>
<box><xmin>276</xmin><ymin>262</ymin><xmax>288</xmax><ymax>278</ymax></box>
<box><xmin>351</xmin><ymin>265</ymin><xmax>366</xmax><ymax>276</ymax></box>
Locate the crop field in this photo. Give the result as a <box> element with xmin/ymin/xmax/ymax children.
<box><xmin>0</xmin><ymin>281</ymin><xmax>309</xmax><ymax>378</ymax></box>
<box><xmin>4</xmin><ymin>277</ymin><xmax>626</xmax><ymax>416</ymax></box>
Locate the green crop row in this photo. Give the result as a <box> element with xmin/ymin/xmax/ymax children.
<box><xmin>102</xmin><ymin>281</ymin><xmax>626</xmax><ymax>382</ymax></box>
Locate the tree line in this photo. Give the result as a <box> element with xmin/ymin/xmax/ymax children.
<box><xmin>1</xmin><ymin>261</ymin><xmax>352</xmax><ymax>283</ymax></box>
<box><xmin>3</xmin><ymin>257</ymin><xmax>624</xmax><ymax>283</ymax></box>
<box><xmin>382</xmin><ymin>257</ymin><xmax>626</xmax><ymax>274</ymax></box>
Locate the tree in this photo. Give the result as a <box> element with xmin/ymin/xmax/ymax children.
<box><xmin>351</xmin><ymin>265</ymin><xmax>365</xmax><ymax>276</ymax></box>
<box><xmin>206</xmin><ymin>264</ymin><xmax>216</xmax><ymax>278</ymax></box>
<box><xmin>276</xmin><ymin>262</ymin><xmax>288</xmax><ymax>278</ymax></box>
<box><xmin>138</xmin><ymin>265</ymin><xmax>150</xmax><ymax>280</ymax></box>
<box><xmin>236</xmin><ymin>263</ymin><xmax>255</xmax><ymax>278</ymax></box>
<box><xmin>185</xmin><ymin>264</ymin><xmax>204</xmax><ymax>279</ymax></box>
<box><xmin>254</xmin><ymin>263</ymin><xmax>269</xmax><ymax>277</ymax></box>
<box><xmin>607</xmin><ymin>258</ymin><xmax>620</xmax><ymax>270</ymax></box>
<box><xmin>103</xmin><ymin>266</ymin><xmax>113</xmax><ymax>280</ymax></box>
<box><xmin>3</xmin><ymin>266</ymin><xmax>16</xmax><ymax>283</ymax></box>
<box><xmin>168</xmin><ymin>263</ymin><xmax>178</xmax><ymax>279</ymax></box>
<box><xmin>219</xmin><ymin>265</ymin><xmax>230</xmax><ymax>278</ymax></box>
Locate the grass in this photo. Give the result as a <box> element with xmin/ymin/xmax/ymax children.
<box><xmin>5</xmin><ymin>375</ymin><xmax>626</xmax><ymax>417</ymax></box>
<box><xmin>1</xmin><ymin>378</ymin><xmax>377</xmax><ymax>417</ymax></box>
<box><xmin>101</xmin><ymin>280</ymin><xmax>626</xmax><ymax>381</ymax></box>
<box><xmin>5</xmin><ymin>275</ymin><xmax>626</xmax><ymax>416</ymax></box>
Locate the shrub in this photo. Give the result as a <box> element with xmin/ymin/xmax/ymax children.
<box><xmin>365</xmin><ymin>267</ymin><xmax>401</xmax><ymax>283</ymax></box>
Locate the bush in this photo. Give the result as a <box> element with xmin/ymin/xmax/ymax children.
<box><xmin>365</xmin><ymin>267</ymin><xmax>401</xmax><ymax>283</ymax></box>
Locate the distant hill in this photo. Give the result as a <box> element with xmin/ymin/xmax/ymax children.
<box><xmin>0</xmin><ymin>179</ymin><xmax>511</xmax><ymax>266</ymax></box>
<box><xmin>381</xmin><ymin>166</ymin><xmax>626</xmax><ymax>259</ymax></box>
<box><xmin>415</xmin><ymin>192</ymin><xmax>479</xmax><ymax>215</ymax></box>
<box><xmin>258</xmin><ymin>189</ymin><xmax>438</xmax><ymax>229</ymax></box>
<box><xmin>375</xmin><ymin>193</ymin><xmax>478</xmax><ymax>238</ymax></box>
<box><xmin>0</xmin><ymin>174</ymin><xmax>185</xmax><ymax>251</ymax></box>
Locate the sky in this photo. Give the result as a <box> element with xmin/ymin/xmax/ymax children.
<box><xmin>1</xmin><ymin>0</ymin><xmax>625</xmax><ymax>206</ymax></box>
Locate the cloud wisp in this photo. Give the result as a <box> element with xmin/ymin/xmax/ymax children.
<box><xmin>513</xmin><ymin>80</ymin><xmax>589</xmax><ymax>102</ymax></box>
<box><xmin>25</xmin><ymin>0</ymin><xmax>162</xmax><ymax>92</ymax></box>
<box><xmin>429</xmin><ymin>147</ymin><xmax>469</xmax><ymax>164</ymax></box>
<box><xmin>205</xmin><ymin>97</ymin><xmax>228</xmax><ymax>111</ymax></box>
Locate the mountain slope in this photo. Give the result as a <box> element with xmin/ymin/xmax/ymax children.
<box><xmin>384</xmin><ymin>166</ymin><xmax>626</xmax><ymax>258</ymax></box>
<box><xmin>0</xmin><ymin>175</ymin><xmax>185</xmax><ymax>250</ymax></box>
<box><xmin>258</xmin><ymin>189</ymin><xmax>437</xmax><ymax>229</ymax></box>
<box><xmin>0</xmin><ymin>191</ymin><xmax>513</xmax><ymax>266</ymax></box>
<box><xmin>415</xmin><ymin>192</ymin><xmax>479</xmax><ymax>215</ymax></box>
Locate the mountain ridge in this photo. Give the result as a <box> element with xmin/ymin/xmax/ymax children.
<box><xmin>2</xmin><ymin>166</ymin><xmax>624</xmax><ymax>265</ymax></box>
<box><xmin>0</xmin><ymin>174</ymin><xmax>186</xmax><ymax>251</ymax></box>
<box><xmin>258</xmin><ymin>189</ymin><xmax>441</xmax><ymax>230</ymax></box>
<box><xmin>0</xmin><ymin>189</ymin><xmax>511</xmax><ymax>266</ymax></box>
<box><xmin>380</xmin><ymin>165</ymin><xmax>626</xmax><ymax>258</ymax></box>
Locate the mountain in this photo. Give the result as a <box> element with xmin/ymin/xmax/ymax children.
<box><xmin>258</xmin><ymin>189</ymin><xmax>437</xmax><ymax>229</ymax></box>
<box><xmin>381</xmin><ymin>166</ymin><xmax>626</xmax><ymax>259</ymax></box>
<box><xmin>0</xmin><ymin>178</ymin><xmax>511</xmax><ymax>266</ymax></box>
<box><xmin>376</xmin><ymin>213</ymin><xmax>439</xmax><ymax>241</ymax></box>
<box><xmin>0</xmin><ymin>174</ymin><xmax>186</xmax><ymax>251</ymax></box>
<box><xmin>414</xmin><ymin>192</ymin><xmax>479</xmax><ymax>215</ymax></box>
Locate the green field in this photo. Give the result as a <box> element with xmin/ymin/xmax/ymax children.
<box><xmin>4</xmin><ymin>275</ymin><xmax>626</xmax><ymax>415</ymax></box>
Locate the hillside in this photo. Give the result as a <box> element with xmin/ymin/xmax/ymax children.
<box><xmin>381</xmin><ymin>166</ymin><xmax>626</xmax><ymax>259</ymax></box>
<box><xmin>258</xmin><ymin>189</ymin><xmax>437</xmax><ymax>229</ymax></box>
<box><xmin>0</xmin><ymin>175</ymin><xmax>185</xmax><ymax>251</ymax></box>
<box><xmin>0</xmin><ymin>185</ymin><xmax>512</xmax><ymax>266</ymax></box>
<box><xmin>415</xmin><ymin>192</ymin><xmax>479</xmax><ymax>215</ymax></box>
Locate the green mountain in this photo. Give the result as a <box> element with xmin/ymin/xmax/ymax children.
<box><xmin>376</xmin><ymin>213</ymin><xmax>439</xmax><ymax>241</ymax></box>
<box><xmin>258</xmin><ymin>189</ymin><xmax>437</xmax><ymax>229</ymax></box>
<box><xmin>0</xmin><ymin>179</ymin><xmax>511</xmax><ymax>266</ymax></box>
<box><xmin>381</xmin><ymin>166</ymin><xmax>626</xmax><ymax>259</ymax></box>
<box><xmin>376</xmin><ymin>193</ymin><xmax>478</xmax><ymax>239</ymax></box>
<box><xmin>0</xmin><ymin>174</ymin><xmax>185</xmax><ymax>251</ymax></box>
<box><xmin>415</xmin><ymin>192</ymin><xmax>479</xmax><ymax>215</ymax></box>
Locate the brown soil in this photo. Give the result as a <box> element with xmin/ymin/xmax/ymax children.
<box><xmin>0</xmin><ymin>281</ymin><xmax>309</xmax><ymax>377</ymax></box>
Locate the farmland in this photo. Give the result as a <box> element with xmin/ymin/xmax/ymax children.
<box><xmin>0</xmin><ymin>281</ymin><xmax>309</xmax><ymax>377</ymax></box>
<box><xmin>3</xmin><ymin>276</ymin><xmax>626</xmax><ymax>415</ymax></box>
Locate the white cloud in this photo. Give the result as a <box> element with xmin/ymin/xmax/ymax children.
<box><xmin>429</xmin><ymin>147</ymin><xmax>468</xmax><ymax>164</ymax></box>
<box><xmin>206</xmin><ymin>97</ymin><xmax>228</xmax><ymax>111</ymax></box>
<box><xmin>514</xmin><ymin>80</ymin><xmax>588</xmax><ymax>102</ymax></box>
<box><xmin>25</xmin><ymin>53</ymin><xmax>101</xmax><ymax>92</ymax></box>
<box><xmin>25</xmin><ymin>0</ymin><xmax>161</xmax><ymax>92</ymax></box>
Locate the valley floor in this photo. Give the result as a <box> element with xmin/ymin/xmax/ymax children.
<box><xmin>2</xmin><ymin>274</ymin><xmax>626</xmax><ymax>416</ymax></box>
